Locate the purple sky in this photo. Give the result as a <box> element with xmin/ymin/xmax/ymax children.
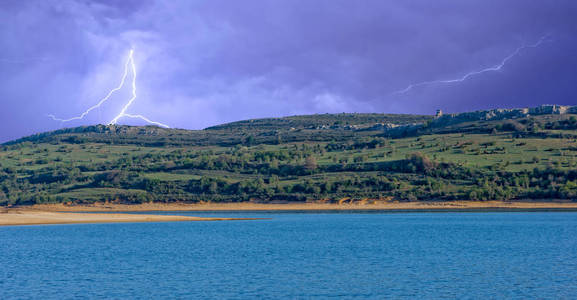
<box><xmin>1</xmin><ymin>0</ymin><xmax>576</xmax><ymax>142</ymax></box>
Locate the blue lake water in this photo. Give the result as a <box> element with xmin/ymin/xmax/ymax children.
<box><xmin>1</xmin><ymin>212</ymin><xmax>577</xmax><ymax>299</ymax></box>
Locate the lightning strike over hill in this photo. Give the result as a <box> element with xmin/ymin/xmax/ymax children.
<box><xmin>390</xmin><ymin>35</ymin><xmax>551</xmax><ymax>96</ymax></box>
<box><xmin>48</xmin><ymin>49</ymin><xmax>169</xmax><ymax>128</ymax></box>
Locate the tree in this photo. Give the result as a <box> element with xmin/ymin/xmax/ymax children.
<box><xmin>244</xmin><ymin>135</ymin><xmax>255</xmax><ymax>146</ymax></box>
<box><xmin>208</xmin><ymin>181</ymin><xmax>218</xmax><ymax>194</ymax></box>
<box><xmin>304</xmin><ymin>156</ymin><xmax>317</xmax><ymax>171</ymax></box>
<box><xmin>406</xmin><ymin>152</ymin><xmax>435</xmax><ymax>172</ymax></box>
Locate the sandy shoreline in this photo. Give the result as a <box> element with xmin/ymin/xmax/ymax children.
<box><xmin>18</xmin><ymin>201</ymin><xmax>577</xmax><ymax>212</ymax></box>
<box><xmin>2</xmin><ymin>201</ymin><xmax>577</xmax><ymax>226</ymax></box>
<box><xmin>0</xmin><ymin>210</ymin><xmax>257</xmax><ymax>226</ymax></box>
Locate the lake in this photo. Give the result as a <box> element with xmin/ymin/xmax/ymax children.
<box><xmin>1</xmin><ymin>212</ymin><xmax>577</xmax><ymax>299</ymax></box>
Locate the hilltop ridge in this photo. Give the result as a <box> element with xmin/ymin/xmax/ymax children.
<box><xmin>6</xmin><ymin>104</ymin><xmax>577</xmax><ymax>146</ymax></box>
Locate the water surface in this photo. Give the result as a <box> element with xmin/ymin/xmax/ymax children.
<box><xmin>1</xmin><ymin>212</ymin><xmax>576</xmax><ymax>298</ymax></box>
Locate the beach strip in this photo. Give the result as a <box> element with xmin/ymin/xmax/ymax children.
<box><xmin>20</xmin><ymin>201</ymin><xmax>577</xmax><ymax>212</ymax></box>
<box><xmin>0</xmin><ymin>211</ymin><xmax>255</xmax><ymax>226</ymax></box>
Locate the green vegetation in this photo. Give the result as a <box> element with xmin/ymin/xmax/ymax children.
<box><xmin>1</xmin><ymin>111</ymin><xmax>577</xmax><ymax>206</ymax></box>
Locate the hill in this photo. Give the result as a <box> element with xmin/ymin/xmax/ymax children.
<box><xmin>1</xmin><ymin>105</ymin><xmax>577</xmax><ymax>206</ymax></box>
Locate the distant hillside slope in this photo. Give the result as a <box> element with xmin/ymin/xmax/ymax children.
<box><xmin>6</xmin><ymin>113</ymin><xmax>433</xmax><ymax>147</ymax></box>
<box><xmin>8</xmin><ymin>105</ymin><xmax>577</xmax><ymax>147</ymax></box>
<box><xmin>1</xmin><ymin>105</ymin><xmax>576</xmax><ymax>206</ymax></box>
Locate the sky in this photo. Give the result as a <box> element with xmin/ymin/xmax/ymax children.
<box><xmin>1</xmin><ymin>0</ymin><xmax>576</xmax><ymax>142</ymax></box>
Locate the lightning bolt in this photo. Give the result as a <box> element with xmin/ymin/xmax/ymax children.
<box><xmin>48</xmin><ymin>49</ymin><xmax>169</xmax><ymax>128</ymax></box>
<box><xmin>391</xmin><ymin>35</ymin><xmax>551</xmax><ymax>95</ymax></box>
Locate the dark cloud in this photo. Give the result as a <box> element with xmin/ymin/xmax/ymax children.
<box><xmin>1</xmin><ymin>0</ymin><xmax>576</xmax><ymax>141</ymax></box>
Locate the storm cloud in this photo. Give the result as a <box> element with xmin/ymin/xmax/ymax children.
<box><xmin>1</xmin><ymin>0</ymin><xmax>576</xmax><ymax>141</ymax></box>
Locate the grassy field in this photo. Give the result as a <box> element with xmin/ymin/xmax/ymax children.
<box><xmin>1</xmin><ymin>111</ymin><xmax>577</xmax><ymax>205</ymax></box>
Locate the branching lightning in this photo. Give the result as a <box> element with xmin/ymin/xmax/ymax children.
<box><xmin>48</xmin><ymin>49</ymin><xmax>169</xmax><ymax>128</ymax></box>
<box><xmin>390</xmin><ymin>35</ymin><xmax>551</xmax><ymax>96</ymax></box>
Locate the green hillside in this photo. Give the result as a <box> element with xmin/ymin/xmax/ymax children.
<box><xmin>1</xmin><ymin>106</ymin><xmax>577</xmax><ymax>206</ymax></box>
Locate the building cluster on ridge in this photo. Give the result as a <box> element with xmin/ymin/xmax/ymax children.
<box><xmin>434</xmin><ymin>104</ymin><xmax>576</xmax><ymax>124</ymax></box>
<box><xmin>369</xmin><ymin>104</ymin><xmax>576</xmax><ymax>135</ymax></box>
